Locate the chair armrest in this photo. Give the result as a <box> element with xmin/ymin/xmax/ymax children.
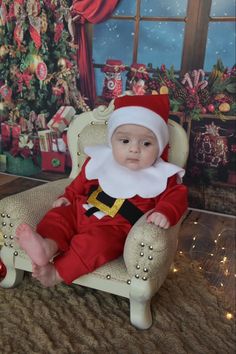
<box><xmin>123</xmin><ymin>211</ymin><xmax>181</xmax><ymax>282</ymax></box>
<box><xmin>0</xmin><ymin>178</ymin><xmax>71</xmax><ymax>247</ymax></box>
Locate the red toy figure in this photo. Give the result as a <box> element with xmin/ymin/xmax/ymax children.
<box><xmin>101</xmin><ymin>59</ymin><xmax>125</xmax><ymax>101</ymax></box>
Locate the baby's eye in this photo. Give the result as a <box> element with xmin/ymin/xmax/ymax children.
<box><xmin>121</xmin><ymin>139</ymin><xmax>129</xmax><ymax>144</ymax></box>
<box><xmin>143</xmin><ymin>141</ymin><xmax>151</xmax><ymax>147</ymax></box>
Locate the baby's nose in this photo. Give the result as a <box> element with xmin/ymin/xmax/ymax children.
<box><xmin>129</xmin><ymin>142</ymin><xmax>140</xmax><ymax>153</ymax></box>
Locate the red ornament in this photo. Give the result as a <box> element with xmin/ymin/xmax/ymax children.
<box><xmin>207</xmin><ymin>104</ymin><xmax>215</xmax><ymax>113</ymax></box>
<box><xmin>36</xmin><ymin>62</ymin><xmax>48</xmax><ymax>81</ymax></box>
<box><xmin>0</xmin><ymin>84</ymin><xmax>12</xmax><ymax>101</ymax></box>
<box><xmin>0</xmin><ymin>259</ymin><xmax>6</xmax><ymax>279</ymax></box>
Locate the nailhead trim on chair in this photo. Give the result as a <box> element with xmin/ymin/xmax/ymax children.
<box><xmin>1</xmin><ymin>212</ymin><xmax>15</xmax><ymax>249</ymax></box>
<box><xmin>132</xmin><ymin>240</ymin><xmax>157</xmax><ymax>280</ymax></box>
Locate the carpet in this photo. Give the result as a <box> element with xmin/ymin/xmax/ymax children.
<box><xmin>0</xmin><ymin>255</ymin><xmax>235</xmax><ymax>354</ymax></box>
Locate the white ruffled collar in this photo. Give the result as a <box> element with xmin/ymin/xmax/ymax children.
<box><xmin>84</xmin><ymin>145</ymin><xmax>185</xmax><ymax>199</ymax></box>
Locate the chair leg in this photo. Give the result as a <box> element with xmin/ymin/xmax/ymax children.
<box><xmin>0</xmin><ymin>247</ymin><xmax>24</xmax><ymax>288</ymax></box>
<box><xmin>130</xmin><ymin>296</ymin><xmax>152</xmax><ymax>329</ymax></box>
<box><xmin>129</xmin><ymin>277</ymin><xmax>158</xmax><ymax>329</ymax></box>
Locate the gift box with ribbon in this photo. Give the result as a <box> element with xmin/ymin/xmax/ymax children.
<box><xmin>1</xmin><ymin>121</ymin><xmax>21</xmax><ymax>150</ymax></box>
<box><xmin>39</xmin><ymin>130</ymin><xmax>66</xmax><ymax>172</ymax></box>
<box><xmin>41</xmin><ymin>151</ymin><xmax>66</xmax><ymax>172</ymax></box>
<box><xmin>47</xmin><ymin>106</ymin><xmax>76</xmax><ymax>133</ymax></box>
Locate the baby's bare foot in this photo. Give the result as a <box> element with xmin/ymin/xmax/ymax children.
<box><xmin>15</xmin><ymin>223</ymin><xmax>57</xmax><ymax>266</ymax></box>
<box><xmin>32</xmin><ymin>263</ymin><xmax>62</xmax><ymax>287</ymax></box>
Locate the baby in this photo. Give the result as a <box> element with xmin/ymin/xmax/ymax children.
<box><xmin>16</xmin><ymin>94</ymin><xmax>188</xmax><ymax>287</ymax></box>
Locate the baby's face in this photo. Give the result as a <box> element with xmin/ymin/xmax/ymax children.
<box><xmin>111</xmin><ymin>124</ymin><xmax>159</xmax><ymax>171</ymax></box>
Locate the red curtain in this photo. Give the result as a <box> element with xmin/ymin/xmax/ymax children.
<box><xmin>72</xmin><ymin>0</ymin><xmax>120</xmax><ymax>108</ymax></box>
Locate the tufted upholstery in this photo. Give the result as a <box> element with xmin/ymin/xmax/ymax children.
<box><xmin>0</xmin><ymin>102</ymin><xmax>189</xmax><ymax>329</ymax></box>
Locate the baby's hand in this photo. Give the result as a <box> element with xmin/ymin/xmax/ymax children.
<box><xmin>52</xmin><ymin>197</ymin><xmax>71</xmax><ymax>208</ymax></box>
<box><xmin>147</xmin><ymin>212</ymin><xmax>170</xmax><ymax>229</ymax></box>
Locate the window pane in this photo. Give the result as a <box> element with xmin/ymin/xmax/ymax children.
<box><xmin>113</xmin><ymin>0</ymin><xmax>136</xmax><ymax>16</ymax></box>
<box><xmin>140</xmin><ymin>0</ymin><xmax>187</xmax><ymax>17</ymax></box>
<box><xmin>210</xmin><ymin>0</ymin><xmax>236</xmax><ymax>16</ymax></box>
<box><xmin>94</xmin><ymin>68</ymin><xmax>127</xmax><ymax>96</ymax></box>
<box><xmin>93</xmin><ymin>20</ymin><xmax>134</xmax><ymax>64</ymax></box>
<box><xmin>138</xmin><ymin>21</ymin><xmax>184</xmax><ymax>69</ymax></box>
<box><xmin>204</xmin><ymin>22</ymin><xmax>236</xmax><ymax>71</ymax></box>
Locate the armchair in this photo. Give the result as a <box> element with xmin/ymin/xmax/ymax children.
<box><xmin>0</xmin><ymin>102</ymin><xmax>189</xmax><ymax>329</ymax></box>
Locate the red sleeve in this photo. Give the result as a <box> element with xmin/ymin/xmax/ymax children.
<box><xmin>61</xmin><ymin>159</ymin><xmax>90</xmax><ymax>202</ymax></box>
<box><xmin>154</xmin><ymin>175</ymin><xmax>188</xmax><ymax>226</ymax></box>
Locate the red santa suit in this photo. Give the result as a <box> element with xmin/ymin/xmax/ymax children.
<box><xmin>37</xmin><ymin>155</ymin><xmax>187</xmax><ymax>284</ymax></box>
<box><xmin>36</xmin><ymin>94</ymin><xmax>188</xmax><ymax>284</ymax></box>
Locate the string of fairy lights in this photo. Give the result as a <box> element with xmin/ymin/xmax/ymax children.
<box><xmin>172</xmin><ymin>214</ymin><xmax>235</xmax><ymax>321</ymax></box>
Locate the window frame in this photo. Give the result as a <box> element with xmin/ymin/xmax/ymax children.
<box><xmin>90</xmin><ymin>0</ymin><xmax>236</xmax><ymax>76</ymax></box>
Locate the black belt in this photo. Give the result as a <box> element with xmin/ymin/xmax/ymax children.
<box><xmin>85</xmin><ymin>186</ymin><xmax>144</xmax><ymax>225</ymax></box>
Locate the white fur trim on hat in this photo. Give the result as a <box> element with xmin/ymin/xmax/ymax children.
<box><xmin>108</xmin><ymin>106</ymin><xmax>169</xmax><ymax>156</ymax></box>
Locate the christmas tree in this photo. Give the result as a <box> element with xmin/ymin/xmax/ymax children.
<box><xmin>0</xmin><ymin>0</ymin><xmax>88</xmax><ymax>125</ymax></box>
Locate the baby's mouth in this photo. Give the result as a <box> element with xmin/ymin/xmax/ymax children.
<box><xmin>127</xmin><ymin>158</ymin><xmax>139</xmax><ymax>162</ymax></box>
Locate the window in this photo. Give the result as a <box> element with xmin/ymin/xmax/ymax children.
<box><xmin>204</xmin><ymin>0</ymin><xmax>236</xmax><ymax>70</ymax></box>
<box><xmin>92</xmin><ymin>0</ymin><xmax>236</xmax><ymax>95</ymax></box>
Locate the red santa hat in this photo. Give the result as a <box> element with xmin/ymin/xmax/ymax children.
<box><xmin>108</xmin><ymin>94</ymin><xmax>170</xmax><ymax>157</ymax></box>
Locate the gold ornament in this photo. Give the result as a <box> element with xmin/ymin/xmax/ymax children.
<box><xmin>0</xmin><ymin>19</ymin><xmax>3</xmax><ymax>35</ymax></box>
<box><xmin>0</xmin><ymin>102</ymin><xmax>6</xmax><ymax>111</ymax></box>
<box><xmin>0</xmin><ymin>102</ymin><xmax>9</xmax><ymax>120</ymax></box>
<box><xmin>58</xmin><ymin>58</ymin><xmax>67</xmax><ymax>70</ymax></box>
<box><xmin>41</xmin><ymin>10</ymin><xmax>48</xmax><ymax>33</ymax></box>
<box><xmin>0</xmin><ymin>45</ymin><xmax>9</xmax><ymax>58</ymax></box>
<box><xmin>28</xmin><ymin>54</ymin><xmax>42</xmax><ymax>73</ymax></box>
<box><xmin>219</xmin><ymin>102</ymin><xmax>230</xmax><ymax>113</ymax></box>
<box><xmin>215</xmin><ymin>94</ymin><xmax>226</xmax><ymax>101</ymax></box>
<box><xmin>160</xmin><ymin>85</ymin><xmax>169</xmax><ymax>94</ymax></box>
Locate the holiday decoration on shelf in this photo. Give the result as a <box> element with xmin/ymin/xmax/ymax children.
<box><xmin>146</xmin><ymin>60</ymin><xmax>236</xmax><ymax>120</ymax></box>
<box><xmin>101</xmin><ymin>59</ymin><xmax>125</xmax><ymax>101</ymax></box>
<box><xmin>192</xmin><ymin>122</ymin><xmax>230</xmax><ymax>168</ymax></box>
<box><xmin>125</xmin><ymin>63</ymin><xmax>149</xmax><ymax>95</ymax></box>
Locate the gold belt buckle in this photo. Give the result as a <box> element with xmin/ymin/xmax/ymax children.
<box><xmin>87</xmin><ymin>186</ymin><xmax>125</xmax><ymax>217</ymax></box>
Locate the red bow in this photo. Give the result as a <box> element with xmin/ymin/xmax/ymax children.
<box><xmin>16</xmin><ymin>70</ymin><xmax>33</xmax><ymax>92</ymax></box>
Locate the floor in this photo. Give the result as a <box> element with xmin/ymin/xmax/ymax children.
<box><xmin>0</xmin><ymin>172</ymin><xmax>235</xmax><ymax>318</ymax></box>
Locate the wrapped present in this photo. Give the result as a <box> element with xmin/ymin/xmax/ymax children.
<box><xmin>0</xmin><ymin>154</ymin><xmax>7</xmax><ymax>172</ymax></box>
<box><xmin>47</xmin><ymin>106</ymin><xmax>76</xmax><ymax>133</ymax></box>
<box><xmin>28</xmin><ymin>111</ymin><xmax>48</xmax><ymax>133</ymax></box>
<box><xmin>19</xmin><ymin>117</ymin><xmax>28</xmax><ymax>132</ymax></box>
<box><xmin>4</xmin><ymin>151</ymin><xmax>41</xmax><ymax>176</ymax></box>
<box><xmin>1</xmin><ymin>121</ymin><xmax>21</xmax><ymax>150</ymax></box>
<box><xmin>38</xmin><ymin>129</ymin><xmax>53</xmax><ymax>152</ymax></box>
<box><xmin>41</xmin><ymin>151</ymin><xmax>66</xmax><ymax>172</ymax></box>
<box><xmin>61</xmin><ymin>129</ymin><xmax>72</xmax><ymax>168</ymax></box>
